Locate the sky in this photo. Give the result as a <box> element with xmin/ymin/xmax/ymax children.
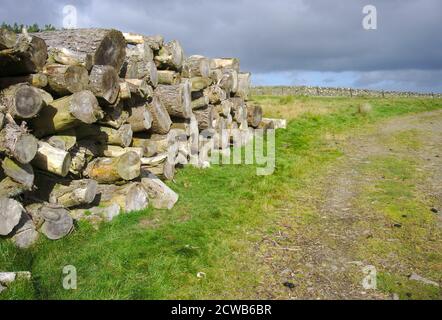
<box><xmin>1</xmin><ymin>0</ymin><xmax>441</xmax><ymax>92</ymax></box>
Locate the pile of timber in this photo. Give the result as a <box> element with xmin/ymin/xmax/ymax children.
<box><xmin>0</xmin><ymin>28</ymin><xmax>283</xmax><ymax>249</ymax></box>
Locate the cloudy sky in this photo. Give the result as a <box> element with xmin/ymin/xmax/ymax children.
<box><xmin>1</xmin><ymin>0</ymin><xmax>441</xmax><ymax>92</ymax></box>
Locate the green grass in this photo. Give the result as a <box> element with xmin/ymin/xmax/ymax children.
<box><xmin>1</xmin><ymin>96</ymin><xmax>442</xmax><ymax>300</ymax></box>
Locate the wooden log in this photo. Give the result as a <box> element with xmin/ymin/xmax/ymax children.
<box><xmin>26</xmin><ymin>202</ymin><xmax>73</xmax><ymax>240</ymax></box>
<box><xmin>209</xmin><ymin>68</ymin><xmax>224</xmax><ymax>84</ymax></box>
<box><xmin>182</xmin><ymin>55</ymin><xmax>210</xmax><ymax>78</ymax></box>
<box><xmin>89</xmin><ymin>65</ymin><xmax>120</xmax><ymax>105</ymax></box>
<box><xmin>247</xmin><ymin>103</ymin><xmax>263</xmax><ymax>128</ymax></box>
<box><xmin>216</xmin><ymin>99</ymin><xmax>233</xmax><ymax>117</ymax></box>
<box><xmin>191</xmin><ymin>95</ymin><xmax>209</xmax><ymax>110</ymax></box>
<box><xmin>34</xmin><ymin>29</ymin><xmax>127</xmax><ymax>71</ymax></box>
<box><xmin>189</xmin><ymin>76</ymin><xmax>213</xmax><ymax>92</ymax></box>
<box><xmin>102</xmin><ymin>146</ymin><xmax>144</xmax><ymax>158</ymax></box>
<box><xmin>35</xmin><ymin>88</ymin><xmax>54</xmax><ymax>105</ymax></box>
<box><xmin>126</xmin><ymin>43</ymin><xmax>154</xmax><ymax>62</ymax></box>
<box><xmin>46</xmin><ymin>47</ymin><xmax>93</xmax><ymax>70</ymax></box>
<box><xmin>85</xmin><ymin>151</ymin><xmax>141</xmax><ymax>183</ymax></box>
<box><xmin>94</xmin><ymin>183</ymin><xmax>148</xmax><ymax>212</ymax></box>
<box><xmin>49</xmin><ymin>179</ymin><xmax>97</xmax><ymax>208</ymax></box>
<box><xmin>0</xmin><ymin>73</ymin><xmax>48</xmax><ymax>89</ymax></box>
<box><xmin>0</xmin><ymin>169</ymin><xmax>27</xmax><ymax>198</ymax></box>
<box><xmin>0</xmin><ymin>122</ymin><xmax>38</xmax><ymax>164</ymax></box>
<box><xmin>119</xmin><ymin>81</ymin><xmax>132</xmax><ymax>100</ymax></box>
<box><xmin>0</xmin><ymin>28</ymin><xmax>16</xmax><ymax>50</ymax></box>
<box><xmin>0</xmin><ymin>198</ymin><xmax>25</xmax><ymax>236</ymax></box>
<box><xmin>0</xmin><ymin>83</ymin><xmax>44</xmax><ymax>119</ymax></box>
<box><xmin>157</xmin><ymin>70</ymin><xmax>181</xmax><ymax>85</ymax></box>
<box><xmin>98</xmin><ymin>102</ymin><xmax>129</xmax><ymax>129</ymax></box>
<box><xmin>43</xmin><ymin>63</ymin><xmax>89</xmax><ymax>96</ymax></box>
<box><xmin>204</xmin><ymin>85</ymin><xmax>227</xmax><ymax>104</ymax></box>
<box><xmin>32</xmin><ymin>141</ymin><xmax>71</xmax><ymax>177</ymax></box>
<box><xmin>71</xmin><ymin>204</ymin><xmax>121</xmax><ymax>223</ymax></box>
<box><xmin>140</xmin><ymin>171</ymin><xmax>178</xmax><ymax>210</ymax></box>
<box><xmin>11</xmin><ymin>214</ymin><xmax>39</xmax><ymax>249</ymax></box>
<box><xmin>146</xmin><ymin>95</ymin><xmax>172</xmax><ymax>134</ymax></box>
<box><xmin>155</xmin><ymin>80</ymin><xmax>192</xmax><ymax>119</ymax></box>
<box><xmin>131</xmin><ymin>138</ymin><xmax>158</xmax><ymax>157</ymax></box>
<box><xmin>125</xmin><ymin>100</ymin><xmax>153</xmax><ymax>133</ymax></box>
<box><xmin>0</xmin><ymin>34</ymin><xmax>47</xmax><ymax>77</ymax></box>
<box><xmin>30</xmin><ymin>90</ymin><xmax>103</xmax><ymax>137</ymax></box>
<box><xmin>1</xmin><ymin>157</ymin><xmax>34</xmax><ymax>190</ymax></box>
<box><xmin>121</xmin><ymin>58</ymin><xmax>158</xmax><ymax>84</ymax></box>
<box><xmin>188</xmin><ymin>114</ymin><xmax>199</xmax><ymax>155</ymax></box>
<box><xmin>193</xmin><ymin>105</ymin><xmax>216</xmax><ymax>130</ymax></box>
<box><xmin>261</xmin><ymin>118</ymin><xmax>287</xmax><ymax>130</ymax></box>
<box><xmin>123</xmin><ymin>33</ymin><xmax>164</xmax><ymax>51</ymax></box>
<box><xmin>210</xmin><ymin>58</ymin><xmax>240</xmax><ymax>72</ymax></box>
<box><xmin>68</xmin><ymin>144</ymin><xmax>93</xmax><ymax>176</ymax></box>
<box><xmin>142</xmin><ymin>160</ymin><xmax>175</xmax><ymax>181</ymax></box>
<box><xmin>74</xmin><ymin>124</ymin><xmax>133</xmax><ymax>147</ymax></box>
<box><xmin>236</xmin><ymin>72</ymin><xmax>251</xmax><ymax>100</ymax></box>
<box><xmin>154</xmin><ymin>40</ymin><xmax>184</xmax><ymax>70</ymax></box>
<box><xmin>125</xmin><ymin>78</ymin><xmax>154</xmax><ymax>100</ymax></box>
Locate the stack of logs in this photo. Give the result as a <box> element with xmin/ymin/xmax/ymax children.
<box><xmin>0</xmin><ymin>27</ymin><xmax>279</xmax><ymax>249</ymax></box>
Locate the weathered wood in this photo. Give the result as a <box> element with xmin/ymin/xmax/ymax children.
<box><xmin>261</xmin><ymin>118</ymin><xmax>287</xmax><ymax>129</ymax></box>
<box><xmin>247</xmin><ymin>103</ymin><xmax>263</xmax><ymax>128</ymax></box>
<box><xmin>131</xmin><ymin>138</ymin><xmax>158</xmax><ymax>157</ymax></box>
<box><xmin>26</xmin><ymin>202</ymin><xmax>73</xmax><ymax>240</ymax></box>
<box><xmin>73</xmin><ymin>124</ymin><xmax>133</xmax><ymax>147</ymax></box>
<box><xmin>30</xmin><ymin>90</ymin><xmax>103</xmax><ymax>137</ymax></box>
<box><xmin>46</xmin><ymin>47</ymin><xmax>93</xmax><ymax>70</ymax></box>
<box><xmin>157</xmin><ymin>70</ymin><xmax>181</xmax><ymax>85</ymax></box>
<box><xmin>0</xmin><ymin>198</ymin><xmax>25</xmax><ymax>236</ymax></box>
<box><xmin>236</xmin><ymin>72</ymin><xmax>251</xmax><ymax>100</ymax></box>
<box><xmin>193</xmin><ymin>105</ymin><xmax>216</xmax><ymax>130</ymax></box>
<box><xmin>204</xmin><ymin>85</ymin><xmax>227</xmax><ymax>104</ymax></box>
<box><xmin>1</xmin><ymin>157</ymin><xmax>34</xmax><ymax>190</ymax></box>
<box><xmin>140</xmin><ymin>171</ymin><xmax>178</xmax><ymax>210</ymax></box>
<box><xmin>155</xmin><ymin>80</ymin><xmax>192</xmax><ymax>119</ymax></box>
<box><xmin>125</xmin><ymin>78</ymin><xmax>154</xmax><ymax>99</ymax></box>
<box><xmin>49</xmin><ymin>179</ymin><xmax>98</xmax><ymax>208</ymax></box>
<box><xmin>43</xmin><ymin>132</ymin><xmax>77</xmax><ymax>151</ymax></box>
<box><xmin>0</xmin><ymin>73</ymin><xmax>48</xmax><ymax>89</ymax></box>
<box><xmin>189</xmin><ymin>76</ymin><xmax>213</xmax><ymax>92</ymax></box>
<box><xmin>0</xmin><ymin>121</ymin><xmax>38</xmax><ymax>164</ymax></box>
<box><xmin>85</xmin><ymin>151</ymin><xmax>141</xmax><ymax>183</ymax></box>
<box><xmin>95</xmin><ymin>182</ymin><xmax>148</xmax><ymax>212</ymax></box>
<box><xmin>71</xmin><ymin>203</ymin><xmax>121</xmax><ymax>222</ymax></box>
<box><xmin>209</xmin><ymin>68</ymin><xmax>224</xmax><ymax>84</ymax></box>
<box><xmin>0</xmin><ymin>83</ymin><xmax>44</xmax><ymax>119</ymax></box>
<box><xmin>118</xmin><ymin>81</ymin><xmax>132</xmax><ymax>100</ymax></box>
<box><xmin>154</xmin><ymin>40</ymin><xmax>184</xmax><ymax>70</ymax></box>
<box><xmin>126</xmin><ymin>42</ymin><xmax>154</xmax><ymax>62</ymax></box>
<box><xmin>43</xmin><ymin>63</ymin><xmax>89</xmax><ymax>96</ymax></box>
<box><xmin>216</xmin><ymin>99</ymin><xmax>233</xmax><ymax>117</ymax></box>
<box><xmin>191</xmin><ymin>95</ymin><xmax>209</xmax><ymax>110</ymax></box>
<box><xmin>146</xmin><ymin>95</ymin><xmax>172</xmax><ymax>134</ymax></box>
<box><xmin>34</xmin><ymin>29</ymin><xmax>127</xmax><ymax>71</ymax></box>
<box><xmin>89</xmin><ymin>65</ymin><xmax>120</xmax><ymax>105</ymax></box>
<box><xmin>98</xmin><ymin>103</ymin><xmax>130</xmax><ymax>129</ymax></box>
<box><xmin>182</xmin><ymin>55</ymin><xmax>210</xmax><ymax>78</ymax></box>
<box><xmin>121</xmin><ymin>58</ymin><xmax>158</xmax><ymax>83</ymax></box>
<box><xmin>0</xmin><ymin>175</ymin><xmax>27</xmax><ymax>198</ymax></box>
<box><xmin>125</xmin><ymin>100</ymin><xmax>153</xmax><ymax>132</ymax></box>
<box><xmin>11</xmin><ymin>214</ymin><xmax>39</xmax><ymax>249</ymax></box>
<box><xmin>123</xmin><ymin>33</ymin><xmax>164</xmax><ymax>51</ymax></box>
<box><xmin>0</xmin><ymin>34</ymin><xmax>47</xmax><ymax>76</ymax></box>
<box><xmin>32</xmin><ymin>141</ymin><xmax>72</xmax><ymax>177</ymax></box>
<box><xmin>142</xmin><ymin>159</ymin><xmax>175</xmax><ymax>181</ymax></box>
<box><xmin>102</xmin><ymin>146</ymin><xmax>144</xmax><ymax>158</ymax></box>
<box><xmin>210</xmin><ymin>58</ymin><xmax>240</xmax><ymax>72</ymax></box>
<box><xmin>0</xmin><ymin>28</ymin><xmax>16</xmax><ymax>50</ymax></box>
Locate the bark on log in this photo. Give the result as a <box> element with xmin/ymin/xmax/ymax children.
<box><xmin>125</xmin><ymin>100</ymin><xmax>153</xmax><ymax>132</ymax></box>
<box><xmin>209</xmin><ymin>68</ymin><xmax>224</xmax><ymax>84</ymax></box>
<box><xmin>216</xmin><ymin>99</ymin><xmax>233</xmax><ymax>117</ymax></box>
<box><xmin>119</xmin><ymin>81</ymin><xmax>131</xmax><ymax>100</ymax></box>
<box><xmin>0</xmin><ymin>176</ymin><xmax>27</xmax><ymax>198</ymax></box>
<box><xmin>49</xmin><ymin>179</ymin><xmax>97</xmax><ymax>208</ymax></box>
<box><xmin>210</xmin><ymin>58</ymin><xmax>240</xmax><ymax>72</ymax></box>
<box><xmin>140</xmin><ymin>171</ymin><xmax>178</xmax><ymax>210</ymax></box>
<box><xmin>193</xmin><ymin>105</ymin><xmax>216</xmax><ymax>130</ymax></box>
<box><xmin>34</xmin><ymin>29</ymin><xmax>127</xmax><ymax>71</ymax></box>
<box><xmin>26</xmin><ymin>202</ymin><xmax>73</xmax><ymax>240</ymax></box>
<box><xmin>145</xmin><ymin>95</ymin><xmax>171</xmax><ymax>134</ymax></box>
<box><xmin>191</xmin><ymin>95</ymin><xmax>209</xmax><ymax>110</ymax></box>
<box><xmin>43</xmin><ymin>63</ymin><xmax>89</xmax><ymax>96</ymax></box>
<box><xmin>121</xmin><ymin>58</ymin><xmax>158</xmax><ymax>85</ymax></box>
<box><xmin>189</xmin><ymin>77</ymin><xmax>213</xmax><ymax>92</ymax></box>
<box><xmin>102</xmin><ymin>146</ymin><xmax>144</xmax><ymax>158</ymax></box>
<box><xmin>85</xmin><ymin>151</ymin><xmax>141</xmax><ymax>183</ymax></box>
<box><xmin>123</xmin><ymin>33</ymin><xmax>164</xmax><ymax>51</ymax></box>
<box><xmin>154</xmin><ymin>40</ymin><xmax>184</xmax><ymax>70</ymax></box>
<box><xmin>125</xmin><ymin>78</ymin><xmax>154</xmax><ymax>99</ymax></box>
<box><xmin>155</xmin><ymin>80</ymin><xmax>192</xmax><ymax>119</ymax></box>
<box><xmin>0</xmin><ymin>28</ymin><xmax>16</xmax><ymax>50</ymax></box>
<box><xmin>1</xmin><ymin>157</ymin><xmax>34</xmax><ymax>190</ymax></box>
<box><xmin>10</xmin><ymin>214</ymin><xmax>39</xmax><ymax>249</ymax></box>
<box><xmin>126</xmin><ymin>43</ymin><xmax>154</xmax><ymax>62</ymax></box>
<box><xmin>0</xmin><ymin>73</ymin><xmax>48</xmax><ymax>89</ymax></box>
<box><xmin>157</xmin><ymin>70</ymin><xmax>181</xmax><ymax>85</ymax></box>
<box><xmin>30</xmin><ymin>90</ymin><xmax>103</xmax><ymax>137</ymax></box>
<box><xmin>131</xmin><ymin>138</ymin><xmax>158</xmax><ymax>158</ymax></box>
<box><xmin>142</xmin><ymin>160</ymin><xmax>175</xmax><ymax>181</ymax></box>
<box><xmin>261</xmin><ymin>118</ymin><xmax>287</xmax><ymax>129</ymax></box>
<box><xmin>0</xmin><ymin>198</ymin><xmax>25</xmax><ymax>236</ymax></box>
<box><xmin>98</xmin><ymin>101</ymin><xmax>129</xmax><ymax>129</ymax></box>
<box><xmin>204</xmin><ymin>85</ymin><xmax>227</xmax><ymax>104</ymax></box>
<box><xmin>32</xmin><ymin>141</ymin><xmax>72</xmax><ymax>177</ymax></box>
<box><xmin>182</xmin><ymin>55</ymin><xmax>210</xmax><ymax>78</ymax></box>
<box><xmin>0</xmin><ymin>83</ymin><xmax>44</xmax><ymax>119</ymax></box>
<box><xmin>0</xmin><ymin>34</ymin><xmax>47</xmax><ymax>77</ymax></box>
<box><xmin>46</xmin><ymin>47</ymin><xmax>93</xmax><ymax>70</ymax></box>
<box><xmin>95</xmin><ymin>183</ymin><xmax>148</xmax><ymax>212</ymax></box>
<box><xmin>0</xmin><ymin>122</ymin><xmax>38</xmax><ymax>164</ymax></box>
<box><xmin>89</xmin><ymin>65</ymin><xmax>120</xmax><ymax>105</ymax></box>
<box><xmin>236</xmin><ymin>72</ymin><xmax>251</xmax><ymax>100</ymax></box>
<box><xmin>247</xmin><ymin>103</ymin><xmax>263</xmax><ymax>128</ymax></box>
<box><xmin>73</xmin><ymin>124</ymin><xmax>133</xmax><ymax>147</ymax></box>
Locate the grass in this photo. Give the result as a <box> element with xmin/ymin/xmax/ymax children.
<box><xmin>1</xmin><ymin>95</ymin><xmax>442</xmax><ymax>300</ymax></box>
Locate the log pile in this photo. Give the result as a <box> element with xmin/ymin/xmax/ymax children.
<box><xmin>0</xmin><ymin>28</ymin><xmax>283</xmax><ymax>249</ymax></box>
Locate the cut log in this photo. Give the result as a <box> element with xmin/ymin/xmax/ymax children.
<box><xmin>34</xmin><ymin>29</ymin><xmax>127</xmax><ymax>71</ymax></box>
<box><xmin>209</xmin><ymin>68</ymin><xmax>224</xmax><ymax>84</ymax></box>
<box><xmin>89</xmin><ymin>65</ymin><xmax>120</xmax><ymax>105</ymax></box>
<box><xmin>123</xmin><ymin>33</ymin><xmax>164</xmax><ymax>51</ymax></box>
<box><xmin>125</xmin><ymin>100</ymin><xmax>153</xmax><ymax>132</ymax></box>
<box><xmin>32</xmin><ymin>141</ymin><xmax>71</xmax><ymax>177</ymax></box>
<box><xmin>210</xmin><ymin>58</ymin><xmax>240</xmax><ymax>72</ymax></box>
<box><xmin>11</xmin><ymin>214</ymin><xmax>39</xmax><ymax>249</ymax></box>
<box><xmin>71</xmin><ymin>203</ymin><xmax>121</xmax><ymax>222</ymax></box>
<box><xmin>182</xmin><ymin>55</ymin><xmax>210</xmax><ymax>78</ymax></box>
<box><xmin>216</xmin><ymin>99</ymin><xmax>233</xmax><ymax>117</ymax></box>
<box><xmin>49</xmin><ymin>179</ymin><xmax>98</xmax><ymax>208</ymax></box>
<box><xmin>191</xmin><ymin>95</ymin><xmax>209</xmax><ymax>110</ymax></box>
<box><xmin>142</xmin><ymin>160</ymin><xmax>175</xmax><ymax>181</ymax></box>
<box><xmin>261</xmin><ymin>118</ymin><xmax>287</xmax><ymax>130</ymax></box>
<box><xmin>0</xmin><ymin>83</ymin><xmax>44</xmax><ymax>119</ymax></box>
<box><xmin>102</xmin><ymin>146</ymin><xmax>144</xmax><ymax>158</ymax></box>
<box><xmin>43</xmin><ymin>63</ymin><xmax>89</xmax><ymax>96</ymax></box>
<box><xmin>119</xmin><ymin>81</ymin><xmax>131</xmax><ymax>100</ymax></box>
<box><xmin>1</xmin><ymin>157</ymin><xmax>34</xmax><ymax>190</ymax></box>
<box><xmin>0</xmin><ymin>174</ymin><xmax>27</xmax><ymax>198</ymax></box>
<box><xmin>46</xmin><ymin>47</ymin><xmax>93</xmax><ymax>70</ymax></box>
<box><xmin>0</xmin><ymin>73</ymin><xmax>48</xmax><ymax>89</ymax></box>
<box><xmin>188</xmin><ymin>114</ymin><xmax>199</xmax><ymax>155</ymax></box>
<box><xmin>30</xmin><ymin>90</ymin><xmax>103</xmax><ymax>137</ymax></box>
<box><xmin>247</xmin><ymin>103</ymin><xmax>263</xmax><ymax>128</ymax></box>
<box><xmin>98</xmin><ymin>103</ymin><xmax>130</xmax><ymax>129</ymax></box>
<box><xmin>193</xmin><ymin>105</ymin><xmax>216</xmax><ymax>130</ymax></box>
<box><xmin>236</xmin><ymin>72</ymin><xmax>251</xmax><ymax>100</ymax></box>
<box><xmin>0</xmin><ymin>198</ymin><xmax>25</xmax><ymax>236</ymax></box>
<box><xmin>131</xmin><ymin>138</ymin><xmax>158</xmax><ymax>158</ymax></box>
<box><xmin>189</xmin><ymin>76</ymin><xmax>213</xmax><ymax>92</ymax></box>
<box><xmin>140</xmin><ymin>171</ymin><xmax>178</xmax><ymax>210</ymax></box>
<box><xmin>155</xmin><ymin>80</ymin><xmax>192</xmax><ymax>119</ymax></box>
<box><xmin>126</xmin><ymin>42</ymin><xmax>154</xmax><ymax>62</ymax></box>
<box><xmin>125</xmin><ymin>78</ymin><xmax>154</xmax><ymax>99</ymax></box>
<box><xmin>95</xmin><ymin>183</ymin><xmax>148</xmax><ymax>212</ymax></box>
<box><xmin>43</xmin><ymin>132</ymin><xmax>77</xmax><ymax>151</ymax></box>
<box><xmin>85</xmin><ymin>151</ymin><xmax>141</xmax><ymax>183</ymax></box>
<box><xmin>154</xmin><ymin>40</ymin><xmax>184</xmax><ymax>70</ymax></box>
<box><xmin>146</xmin><ymin>95</ymin><xmax>172</xmax><ymax>134</ymax></box>
<box><xmin>157</xmin><ymin>70</ymin><xmax>181</xmax><ymax>85</ymax></box>
<box><xmin>0</xmin><ymin>122</ymin><xmax>38</xmax><ymax>164</ymax></box>
<box><xmin>73</xmin><ymin>124</ymin><xmax>133</xmax><ymax>147</ymax></box>
<box><xmin>26</xmin><ymin>202</ymin><xmax>73</xmax><ymax>240</ymax></box>
<box><xmin>0</xmin><ymin>28</ymin><xmax>17</xmax><ymax>50</ymax></box>
<box><xmin>0</xmin><ymin>34</ymin><xmax>47</xmax><ymax>77</ymax></box>
<box><xmin>204</xmin><ymin>85</ymin><xmax>227</xmax><ymax>104</ymax></box>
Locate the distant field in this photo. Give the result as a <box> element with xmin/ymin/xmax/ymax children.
<box><xmin>1</xmin><ymin>95</ymin><xmax>442</xmax><ymax>300</ymax></box>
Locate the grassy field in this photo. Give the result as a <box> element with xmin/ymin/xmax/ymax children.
<box><xmin>1</xmin><ymin>95</ymin><xmax>442</xmax><ymax>300</ymax></box>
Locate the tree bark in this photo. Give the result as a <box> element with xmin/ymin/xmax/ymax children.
<box><xmin>0</xmin><ymin>34</ymin><xmax>47</xmax><ymax>77</ymax></box>
<box><xmin>204</xmin><ymin>85</ymin><xmax>227</xmax><ymax>104</ymax></box>
<box><xmin>0</xmin><ymin>83</ymin><xmax>44</xmax><ymax>119</ymax></box>
<box><xmin>89</xmin><ymin>65</ymin><xmax>120</xmax><ymax>105</ymax></box>
<box><xmin>191</xmin><ymin>95</ymin><xmax>209</xmax><ymax>110</ymax></box>
<box><xmin>247</xmin><ymin>103</ymin><xmax>263</xmax><ymax>128</ymax></box>
<box><xmin>26</xmin><ymin>202</ymin><xmax>73</xmax><ymax>240</ymax></box>
<box><xmin>0</xmin><ymin>176</ymin><xmax>27</xmax><ymax>198</ymax></box>
<box><xmin>142</xmin><ymin>160</ymin><xmax>175</xmax><ymax>181</ymax></box>
<box><xmin>46</xmin><ymin>47</ymin><xmax>93</xmax><ymax>70</ymax></box>
<box><xmin>216</xmin><ymin>99</ymin><xmax>233</xmax><ymax>117</ymax></box>
<box><xmin>157</xmin><ymin>70</ymin><xmax>181</xmax><ymax>85</ymax></box>
<box><xmin>155</xmin><ymin>80</ymin><xmax>192</xmax><ymax>119</ymax></box>
<box><xmin>118</xmin><ymin>81</ymin><xmax>132</xmax><ymax>100</ymax></box>
<box><xmin>30</xmin><ymin>90</ymin><xmax>103</xmax><ymax>137</ymax></box>
<box><xmin>0</xmin><ymin>121</ymin><xmax>38</xmax><ymax>164</ymax></box>
<box><xmin>146</xmin><ymin>95</ymin><xmax>172</xmax><ymax>134</ymax></box>
<box><xmin>236</xmin><ymin>72</ymin><xmax>251</xmax><ymax>100</ymax></box>
<box><xmin>34</xmin><ymin>29</ymin><xmax>127</xmax><ymax>71</ymax></box>
<box><xmin>102</xmin><ymin>146</ymin><xmax>144</xmax><ymax>158</ymax></box>
<box><xmin>189</xmin><ymin>77</ymin><xmax>213</xmax><ymax>92</ymax></box>
<box><xmin>131</xmin><ymin>138</ymin><xmax>158</xmax><ymax>158</ymax></box>
<box><xmin>125</xmin><ymin>78</ymin><xmax>154</xmax><ymax>100</ymax></box>
<box><xmin>123</xmin><ymin>33</ymin><xmax>164</xmax><ymax>51</ymax></box>
<box><xmin>98</xmin><ymin>102</ymin><xmax>130</xmax><ymax>129</ymax></box>
<box><xmin>1</xmin><ymin>157</ymin><xmax>34</xmax><ymax>190</ymax></box>
<box><xmin>125</xmin><ymin>100</ymin><xmax>153</xmax><ymax>133</ymax></box>
<box><xmin>210</xmin><ymin>58</ymin><xmax>240</xmax><ymax>72</ymax></box>
<box><xmin>140</xmin><ymin>171</ymin><xmax>178</xmax><ymax>210</ymax></box>
<box><xmin>10</xmin><ymin>214</ymin><xmax>39</xmax><ymax>249</ymax></box>
<box><xmin>85</xmin><ymin>151</ymin><xmax>141</xmax><ymax>183</ymax></box>
<box><xmin>193</xmin><ymin>105</ymin><xmax>216</xmax><ymax>130</ymax></box>
<box><xmin>0</xmin><ymin>198</ymin><xmax>25</xmax><ymax>236</ymax></box>
<box><xmin>43</xmin><ymin>63</ymin><xmax>89</xmax><ymax>96</ymax></box>
<box><xmin>49</xmin><ymin>179</ymin><xmax>98</xmax><ymax>208</ymax></box>
<box><xmin>32</xmin><ymin>141</ymin><xmax>72</xmax><ymax>177</ymax></box>
<box><xmin>154</xmin><ymin>40</ymin><xmax>184</xmax><ymax>70</ymax></box>
<box><xmin>0</xmin><ymin>28</ymin><xmax>16</xmax><ymax>50</ymax></box>
<box><xmin>73</xmin><ymin>124</ymin><xmax>133</xmax><ymax>147</ymax></box>
<box><xmin>0</xmin><ymin>73</ymin><xmax>48</xmax><ymax>89</ymax></box>
<box><xmin>95</xmin><ymin>182</ymin><xmax>148</xmax><ymax>212</ymax></box>
<box><xmin>182</xmin><ymin>55</ymin><xmax>210</xmax><ymax>78</ymax></box>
